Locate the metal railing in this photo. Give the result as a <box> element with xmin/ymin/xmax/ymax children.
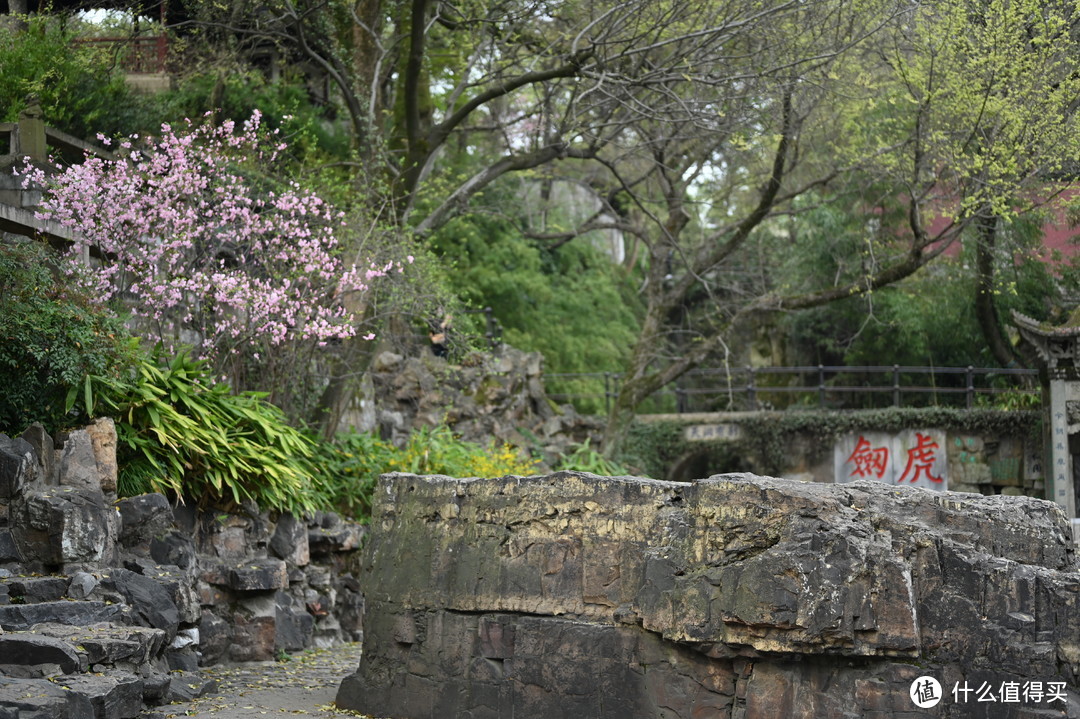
<box><xmin>546</xmin><ymin>365</ymin><xmax>1041</xmax><ymax>414</ymax></box>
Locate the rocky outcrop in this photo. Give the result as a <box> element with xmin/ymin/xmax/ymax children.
<box><xmin>356</xmin><ymin>347</ymin><xmax>603</xmax><ymax>463</ymax></box>
<box><xmin>0</xmin><ymin>425</ymin><xmax>365</xmax><ymax>718</ymax></box>
<box><xmin>337</xmin><ymin>471</ymin><xmax>1080</xmax><ymax>718</ymax></box>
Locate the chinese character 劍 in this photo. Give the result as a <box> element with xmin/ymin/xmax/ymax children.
<box><xmin>846</xmin><ymin>436</ymin><xmax>889</xmax><ymax>479</ymax></box>
<box><xmin>898</xmin><ymin>432</ymin><xmax>943</xmax><ymax>483</ymax></box>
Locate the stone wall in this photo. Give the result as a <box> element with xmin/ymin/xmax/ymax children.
<box><xmin>344</xmin><ymin>346</ymin><xmax>604</xmax><ymax>465</ymax></box>
<box><xmin>0</xmin><ymin>422</ymin><xmax>364</xmax><ymax>718</ymax></box>
<box><xmin>337</xmin><ymin>471</ymin><xmax>1080</xmax><ymax>718</ymax></box>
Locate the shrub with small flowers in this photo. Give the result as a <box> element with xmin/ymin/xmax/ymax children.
<box><xmin>21</xmin><ymin>112</ymin><xmax>407</xmax><ymax>390</ymax></box>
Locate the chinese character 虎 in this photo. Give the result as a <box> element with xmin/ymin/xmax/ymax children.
<box><xmin>1046</xmin><ymin>682</ymin><xmax>1067</xmax><ymax>703</ymax></box>
<box><xmin>846</xmin><ymin>436</ymin><xmax>889</xmax><ymax>479</ymax></box>
<box><xmin>898</xmin><ymin>432</ymin><xmax>943</xmax><ymax>483</ymax></box>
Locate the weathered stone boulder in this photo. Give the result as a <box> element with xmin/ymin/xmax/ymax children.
<box><xmin>0</xmin><ymin>676</ymin><xmax>93</xmax><ymax>719</ymax></box>
<box><xmin>10</xmin><ymin>486</ymin><xmax>118</xmax><ymax>566</ymax></box>
<box><xmin>337</xmin><ymin>471</ymin><xmax>1080</xmax><ymax>719</ymax></box>
<box><xmin>116</xmin><ymin>493</ymin><xmax>174</xmax><ymax>550</ymax></box>
<box><xmin>103</xmin><ymin>569</ymin><xmax>180</xmax><ymax>641</ymax></box>
<box><xmin>0</xmin><ymin>434</ymin><xmax>37</xmax><ymax>500</ymax></box>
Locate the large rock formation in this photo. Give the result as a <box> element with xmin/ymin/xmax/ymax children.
<box><xmin>337</xmin><ymin>471</ymin><xmax>1080</xmax><ymax>718</ymax></box>
<box><xmin>0</xmin><ymin>424</ymin><xmax>367</xmax><ymax>718</ymax></box>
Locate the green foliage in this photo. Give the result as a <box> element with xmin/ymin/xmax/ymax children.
<box><xmin>0</xmin><ymin>241</ymin><xmax>137</xmax><ymax>433</ymax></box>
<box><xmin>429</xmin><ymin>213</ymin><xmax>642</xmax><ymax>413</ymax></box>
<box><xmin>0</xmin><ymin>16</ymin><xmax>155</xmax><ymax>139</ymax></box>
<box><xmin>554</xmin><ymin>439</ymin><xmax>629</xmax><ymax>476</ymax></box>
<box><xmin>156</xmin><ymin>69</ymin><xmax>351</xmax><ymax>160</ymax></box>
<box><xmin>315</xmin><ymin>425</ymin><xmax>540</xmax><ymax>520</ymax></box>
<box><xmin>786</xmin><ymin>212</ymin><xmax>1062</xmax><ymax>374</ymax></box>
<box><xmin>88</xmin><ymin>350</ymin><xmax>325</xmax><ymax>515</ymax></box>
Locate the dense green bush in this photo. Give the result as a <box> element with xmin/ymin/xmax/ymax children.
<box><xmin>0</xmin><ymin>241</ymin><xmax>137</xmax><ymax>433</ymax></box>
<box><xmin>429</xmin><ymin>213</ymin><xmax>642</xmax><ymax>413</ymax></box>
<box><xmin>0</xmin><ymin>16</ymin><xmax>157</xmax><ymax>139</ymax></box>
<box><xmin>86</xmin><ymin>350</ymin><xmax>325</xmax><ymax>514</ymax></box>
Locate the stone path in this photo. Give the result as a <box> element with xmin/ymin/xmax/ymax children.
<box><xmin>144</xmin><ymin>643</ymin><xmax>377</xmax><ymax>719</ymax></box>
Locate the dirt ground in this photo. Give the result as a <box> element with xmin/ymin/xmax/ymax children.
<box><xmin>143</xmin><ymin>642</ymin><xmax>381</xmax><ymax>719</ymax></box>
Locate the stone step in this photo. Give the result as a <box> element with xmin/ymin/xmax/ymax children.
<box><xmin>0</xmin><ymin>601</ymin><xmax>130</xmax><ymax>632</ymax></box>
<box><xmin>0</xmin><ymin>670</ymin><xmax>213</xmax><ymax>719</ymax></box>
<box><xmin>0</xmin><ymin>623</ymin><xmax>215</xmax><ymax>719</ymax></box>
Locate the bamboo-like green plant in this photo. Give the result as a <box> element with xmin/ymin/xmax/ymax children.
<box><xmin>555</xmin><ymin>439</ymin><xmax>630</xmax><ymax>476</ymax></box>
<box><xmin>78</xmin><ymin>350</ymin><xmax>324</xmax><ymax>514</ymax></box>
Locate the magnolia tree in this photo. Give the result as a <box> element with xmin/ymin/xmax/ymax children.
<box><xmin>23</xmin><ymin>112</ymin><xmax>407</xmax><ymax>405</ymax></box>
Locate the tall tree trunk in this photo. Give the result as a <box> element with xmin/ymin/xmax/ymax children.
<box><xmin>974</xmin><ymin>213</ymin><xmax>1021</xmax><ymax>368</ymax></box>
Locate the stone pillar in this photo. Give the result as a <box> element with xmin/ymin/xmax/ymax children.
<box><xmin>1013</xmin><ymin>310</ymin><xmax>1080</xmax><ymax>542</ymax></box>
<box><xmin>14</xmin><ymin>98</ymin><xmax>46</xmax><ymax>163</ymax></box>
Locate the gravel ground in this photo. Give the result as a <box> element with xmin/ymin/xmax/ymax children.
<box><xmin>144</xmin><ymin>643</ymin><xmax>380</xmax><ymax>719</ymax></box>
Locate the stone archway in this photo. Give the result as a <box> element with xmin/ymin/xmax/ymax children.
<box><xmin>666</xmin><ymin>446</ymin><xmax>757</xmax><ymax>482</ymax></box>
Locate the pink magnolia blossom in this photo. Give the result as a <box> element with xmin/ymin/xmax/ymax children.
<box><xmin>26</xmin><ymin>114</ymin><xmax>395</xmax><ymax>372</ymax></box>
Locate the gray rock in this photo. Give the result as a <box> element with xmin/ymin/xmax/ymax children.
<box><xmin>67</xmin><ymin>571</ymin><xmax>99</xmax><ymax>599</ymax></box>
<box><xmin>0</xmin><ymin>434</ymin><xmax>37</xmax><ymax>499</ymax></box>
<box><xmin>164</xmin><ymin>672</ymin><xmax>216</xmax><ymax>703</ymax></box>
<box><xmin>148</xmin><ymin>530</ymin><xmax>195</xmax><ymax>570</ymax></box>
<box><xmin>275</xmin><ymin>592</ymin><xmax>314</xmax><ymax>653</ymax></box>
<box><xmin>165</xmin><ymin>648</ymin><xmax>199</xmax><ymax>672</ymax></box>
<box><xmin>31</xmin><ymin>623</ymin><xmax>166</xmax><ymax>667</ymax></box>
<box><xmin>0</xmin><ymin>600</ymin><xmax>128</xmax><ymax>631</ymax></box>
<box><xmin>228</xmin><ymin>558</ymin><xmax>288</xmax><ymax>592</ymax></box>
<box><xmin>269</xmin><ymin>513</ymin><xmax>309</xmax><ymax>567</ymax></box>
<box><xmin>3</xmin><ymin>576</ymin><xmax>68</xmax><ymax>603</ymax></box>
<box><xmin>10</xmin><ymin>486</ymin><xmax>117</xmax><ymax>565</ymax></box>
<box><xmin>115</xmin><ymin>494</ymin><xmax>174</xmax><ymax>549</ymax></box>
<box><xmin>371</xmin><ymin>351</ymin><xmax>403</xmax><ymax>372</ymax></box>
<box><xmin>0</xmin><ymin>532</ymin><xmax>21</xmax><ymax>564</ymax></box>
<box><xmin>0</xmin><ymin>676</ymin><xmax>94</xmax><ymax>719</ymax></box>
<box><xmin>18</xmin><ymin>423</ymin><xmax>55</xmax><ymax>486</ymax></box>
<box><xmin>104</xmin><ymin>569</ymin><xmax>179</xmax><ymax>641</ymax></box>
<box><xmin>85</xmin><ymin>418</ymin><xmax>118</xmax><ymax>497</ymax></box>
<box><xmin>197</xmin><ymin>611</ymin><xmax>231</xmax><ymax>666</ymax></box>
<box><xmin>123</xmin><ymin>562</ymin><xmax>199</xmax><ymax>625</ymax></box>
<box><xmin>337</xmin><ymin>471</ymin><xmax>1080</xmax><ymax>719</ymax></box>
<box><xmin>54</xmin><ymin>673</ymin><xmax>144</xmax><ymax>719</ymax></box>
<box><xmin>57</xmin><ymin>429</ymin><xmax>101</xmax><ymax>492</ymax></box>
<box><xmin>0</xmin><ymin>634</ymin><xmax>82</xmax><ymax>675</ymax></box>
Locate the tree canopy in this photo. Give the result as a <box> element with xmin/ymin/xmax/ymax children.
<box><xmin>9</xmin><ymin>0</ymin><xmax>1080</xmax><ymax>453</ymax></box>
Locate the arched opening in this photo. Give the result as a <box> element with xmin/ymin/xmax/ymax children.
<box><xmin>666</xmin><ymin>446</ymin><xmax>758</xmax><ymax>483</ymax></box>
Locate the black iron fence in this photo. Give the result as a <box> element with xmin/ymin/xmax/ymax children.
<box><xmin>546</xmin><ymin>365</ymin><xmax>1041</xmax><ymax>414</ymax></box>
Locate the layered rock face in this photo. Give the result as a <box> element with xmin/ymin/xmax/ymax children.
<box><xmin>337</xmin><ymin>471</ymin><xmax>1080</xmax><ymax>718</ymax></box>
